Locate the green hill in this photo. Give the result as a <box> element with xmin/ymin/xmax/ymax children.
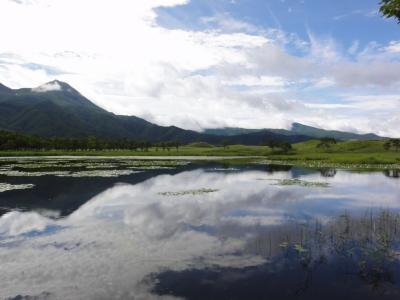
<box><xmin>294</xmin><ymin>139</ymin><xmax>387</xmax><ymax>153</ymax></box>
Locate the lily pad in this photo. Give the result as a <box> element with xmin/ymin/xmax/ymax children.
<box><xmin>158</xmin><ymin>188</ymin><xmax>219</xmax><ymax>196</ymax></box>
<box><xmin>56</xmin><ymin>170</ymin><xmax>141</xmax><ymax>178</ymax></box>
<box><xmin>273</xmin><ymin>179</ymin><xmax>330</xmax><ymax>188</ymax></box>
<box><xmin>0</xmin><ymin>183</ymin><xmax>35</xmax><ymax>192</ymax></box>
<box><xmin>0</xmin><ymin>170</ymin><xmax>70</xmax><ymax>177</ymax></box>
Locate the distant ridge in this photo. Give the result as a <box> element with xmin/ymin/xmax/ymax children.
<box><xmin>290</xmin><ymin>122</ymin><xmax>383</xmax><ymax>141</ymax></box>
<box><xmin>0</xmin><ymin>81</ymin><xmax>312</xmax><ymax>145</ymax></box>
<box><xmin>203</xmin><ymin>123</ymin><xmax>384</xmax><ymax>141</ymax></box>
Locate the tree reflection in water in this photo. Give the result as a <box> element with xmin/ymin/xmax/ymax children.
<box><xmin>385</xmin><ymin>169</ymin><xmax>400</xmax><ymax>178</ymax></box>
<box><xmin>319</xmin><ymin>168</ymin><xmax>337</xmax><ymax>177</ymax></box>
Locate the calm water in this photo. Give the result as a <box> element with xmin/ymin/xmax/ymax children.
<box><xmin>1</xmin><ymin>159</ymin><xmax>400</xmax><ymax>300</ymax></box>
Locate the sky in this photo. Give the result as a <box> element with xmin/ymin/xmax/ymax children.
<box><xmin>0</xmin><ymin>0</ymin><xmax>399</xmax><ymax>136</ymax></box>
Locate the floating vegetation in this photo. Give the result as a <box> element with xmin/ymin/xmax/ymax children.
<box><xmin>0</xmin><ymin>158</ymin><xmax>192</xmax><ymax>177</ymax></box>
<box><xmin>273</xmin><ymin>179</ymin><xmax>330</xmax><ymax>188</ymax></box>
<box><xmin>0</xmin><ymin>170</ymin><xmax>70</xmax><ymax>177</ymax></box>
<box><xmin>122</xmin><ymin>160</ymin><xmax>190</xmax><ymax>168</ymax></box>
<box><xmin>207</xmin><ymin>168</ymin><xmax>240</xmax><ymax>172</ymax></box>
<box><xmin>129</xmin><ymin>166</ymin><xmax>175</xmax><ymax>170</ymax></box>
<box><xmin>85</xmin><ymin>163</ymin><xmax>119</xmax><ymax>169</ymax></box>
<box><xmin>0</xmin><ymin>183</ymin><xmax>35</xmax><ymax>192</ymax></box>
<box><xmin>56</xmin><ymin>170</ymin><xmax>141</xmax><ymax>178</ymax></box>
<box><xmin>158</xmin><ymin>188</ymin><xmax>219</xmax><ymax>196</ymax></box>
<box><xmin>253</xmin><ymin>159</ymin><xmax>400</xmax><ymax>171</ymax></box>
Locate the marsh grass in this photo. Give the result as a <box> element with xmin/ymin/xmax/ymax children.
<box><xmin>246</xmin><ymin>210</ymin><xmax>400</xmax><ymax>288</ymax></box>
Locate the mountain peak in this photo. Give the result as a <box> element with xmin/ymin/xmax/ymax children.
<box><xmin>32</xmin><ymin>80</ymin><xmax>80</xmax><ymax>94</ymax></box>
<box><xmin>291</xmin><ymin>122</ymin><xmax>305</xmax><ymax>129</ymax></box>
<box><xmin>47</xmin><ymin>79</ymin><xmax>72</xmax><ymax>88</ymax></box>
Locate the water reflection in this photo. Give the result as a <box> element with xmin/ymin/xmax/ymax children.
<box><xmin>1</xmin><ymin>164</ymin><xmax>400</xmax><ymax>299</ymax></box>
<box><xmin>319</xmin><ymin>168</ymin><xmax>337</xmax><ymax>177</ymax></box>
<box><xmin>385</xmin><ymin>169</ymin><xmax>400</xmax><ymax>178</ymax></box>
<box><xmin>0</xmin><ymin>167</ymin><xmax>193</xmax><ymax>218</ymax></box>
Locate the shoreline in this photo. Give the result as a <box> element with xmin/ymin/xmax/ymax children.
<box><xmin>0</xmin><ymin>153</ymin><xmax>399</xmax><ymax>171</ymax></box>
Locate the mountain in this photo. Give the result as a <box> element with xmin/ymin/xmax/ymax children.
<box><xmin>0</xmin><ymin>83</ymin><xmax>12</xmax><ymax>93</ymax></box>
<box><xmin>203</xmin><ymin>123</ymin><xmax>384</xmax><ymax>141</ymax></box>
<box><xmin>290</xmin><ymin>123</ymin><xmax>384</xmax><ymax>141</ymax></box>
<box><xmin>203</xmin><ymin>128</ymin><xmax>263</xmax><ymax>136</ymax></box>
<box><xmin>0</xmin><ymin>81</ymin><xmax>311</xmax><ymax>145</ymax></box>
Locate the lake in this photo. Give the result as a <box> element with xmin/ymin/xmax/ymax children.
<box><xmin>1</xmin><ymin>158</ymin><xmax>400</xmax><ymax>300</ymax></box>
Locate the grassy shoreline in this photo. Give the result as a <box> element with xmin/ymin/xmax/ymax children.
<box><xmin>1</xmin><ymin>141</ymin><xmax>399</xmax><ymax>170</ymax></box>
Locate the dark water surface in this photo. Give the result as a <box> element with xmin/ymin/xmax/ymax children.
<box><xmin>1</xmin><ymin>159</ymin><xmax>400</xmax><ymax>299</ymax></box>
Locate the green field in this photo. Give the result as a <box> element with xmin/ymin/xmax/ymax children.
<box><xmin>0</xmin><ymin>144</ymin><xmax>268</xmax><ymax>157</ymax></box>
<box><xmin>1</xmin><ymin>140</ymin><xmax>400</xmax><ymax>169</ymax></box>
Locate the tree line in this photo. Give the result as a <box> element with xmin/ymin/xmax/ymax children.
<box><xmin>0</xmin><ymin>130</ymin><xmax>181</xmax><ymax>151</ymax></box>
<box><xmin>384</xmin><ymin>139</ymin><xmax>400</xmax><ymax>151</ymax></box>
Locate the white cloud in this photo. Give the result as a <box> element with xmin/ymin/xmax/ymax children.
<box><xmin>331</xmin><ymin>61</ymin><xmax>400</xmax><ymax>87</ymax></box>
<box><xmin>385</xmin><ymin>41</ymin><xmax>400</xmax><ymax>54</ymax></box>
<box><xmin>32</xmin><ymin>81</ymin><xmax>62</xmax><ymax>92</ymax></box>
<box><xmin>0</xmin><ymin>211</ymin><xmax>53</xmax><ymax>236</ymax></box>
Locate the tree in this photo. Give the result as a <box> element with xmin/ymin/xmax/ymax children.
<box><xmin>173</xmin><ymin>141</ymin><xmax>181</xmax><ymax>151</ymax></box>
<box><xmin>265</xmin><ymin>140</ymin><xmax>279</xmax><ymax>151</ymax></box>
<box><xmin>265</xmin><ymin>140</ymin><xmax>292</xmax><ymax>154</ymax></box>
<box><xmin>279</xmin><ymin>142</ymin><xmax>292</xmax><ymax>154</ymax></box>
<box><xmin>383</xmin><ymin>139</ymin><xmax>400</xmax><ymax>151</ymax></box>
<box><xmin>383</xmin><ymin>141</ymin><xmax>392</xmax><ymax>151</ymax></box>
<box><xmin>317</xmin><ymin>137</ymin><xmax>337</xmax><ymax>150</ymax></box>
<box><xmin>380</xmin><ymin>0</ymin><xmax>400</xmax><ymax>23</ymax></box>
<box><xmin>392</xmin><ymin>139</ymin><xmax>400</xmax><ymax>151</ymax></box>
<box><xmin>221</xmin><ymin>139</ymin><xmax>230</xmax><ymax>149</ymax></box>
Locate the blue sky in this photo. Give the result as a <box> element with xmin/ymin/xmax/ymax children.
<box><xmin>0</xmin><ymin>0</ymin><xmax>399</xmax><ymax>136</ymax></box>
<box><xmin>157</xmin><ymin>0</ymin><xmax>399</xmax><ymax>58</ymax></box>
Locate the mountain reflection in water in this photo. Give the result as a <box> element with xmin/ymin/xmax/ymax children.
<box><xmin>1</xmin><ymin>163</ymin><xmax>400</xmax><ymax>299</ymax></box>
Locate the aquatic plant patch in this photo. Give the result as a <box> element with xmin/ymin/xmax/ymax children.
<box><xmin>273</xmin><ymin>179</ymin><xmax>330</xmax><ymax>188</ymax></box>
<box><xmin>158</xmin><ymin>188</ymin><xmax>219</xmax><ymax>196</ymax></box>
<box><xmin>253</xmin><ymin>159</ymin><xmax>400</xmax><ymax>171</ymax></box>
<box><xmin>207</xmin><ymin>168</ymin><xmax>240</xmax><ymax>172</ymax></box>
<box><xmin>122</xmin><ymin>160</ymin><xmax>190</xmax><ymax>168</ymax></box>
<box><xmin>0</xmin><ymin>183</ymin><xmax>35</xmax><ymax>192</ymax></box>
<box><xmin>0</xmin><ymin>170</ymin><xmax>70</xmax><ymax>177</ymax></box>
<box><xmin>56</xmin><ymin>170</ymin><xmax>141</xmax><ymax>178</ymax></box>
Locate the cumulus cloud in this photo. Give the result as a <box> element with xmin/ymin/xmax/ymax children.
<box><xmin>0</xmin><ymin>211</ymin><xmax>53</xmax><ymax>236</ymax></box>
<box><xmin>331</xmin><ymin>61</ymin><xmax>400</xmax><ymax>87</ymax></box>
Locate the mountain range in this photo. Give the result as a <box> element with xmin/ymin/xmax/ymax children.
<box><xmin>0</xmin><ymin>80</ymin><xmax>384</xmax><ymax>144</ymax></box>
<box><xmin>203</xmin><ymin>123</ymin><xmax>383</xmax><ymax>141</ymax></box>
